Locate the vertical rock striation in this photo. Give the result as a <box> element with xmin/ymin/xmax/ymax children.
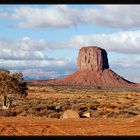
<box><xmin>77</xmin><ymin>47</ymin><xmax>109</xmax><ymax>71</ymax></box>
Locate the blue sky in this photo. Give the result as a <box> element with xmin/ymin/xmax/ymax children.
<box><xmin>0</xmin><ymin>4</ymin><xmax>140</xmax><ymax>82</ymax></box>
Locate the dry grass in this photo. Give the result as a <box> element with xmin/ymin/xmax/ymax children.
<box><xmin>0</xmin><ymin>85</ymin><xmax>140</xmax><ymax>135</ymax></box>
<box><xmin>1</xmin><ymin>85</ymin><xmax>140</xmax><ymax>119</ymax></box>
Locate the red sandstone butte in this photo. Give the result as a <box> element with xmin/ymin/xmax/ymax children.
<box><xmin>47</xmin><ymin>46</ymin><xmax>138</xmax><ymax>88</ymax></box>
<box><xmin>78</xmin><ymin>47</ymin><xmax>109</xmax><ymax>71</ymax></box>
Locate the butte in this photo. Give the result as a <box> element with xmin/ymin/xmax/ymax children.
<box><xmin>47</xmin><ymin>46</ymin><xmax>139</xmax><ymax>88</ymax></box>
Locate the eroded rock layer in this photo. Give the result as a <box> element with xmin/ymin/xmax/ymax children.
<box><xmin>78</xmin><ymin>47</ymin><xmax>109</xmax><ymax>71</ymax></box>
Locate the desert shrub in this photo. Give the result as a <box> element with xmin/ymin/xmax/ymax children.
<box><xmin>31</xmin><ymin>108</ymin><xmax>47</xmax><ymax>117</ymax></box>
<box><xmin>115</xmin><ymin>111</ymin><xmax>135</xmax><ymax>118</ymax></box>
<box><xmin>62</xmin><ymin>104</ymin><xmax>71</xmax><ymax>111</ymax></box>
<box><xmin>0</xmin><ymin>68</ymin><xmax>28</xmax><ymax>98</ymax></box>
<box><xmin>48</xmin><ymin>111</ymin><xmax>61</xmax><ymax>118</ymax></box>
<box><xmin>2</xmin><ymin>110</ymin><xmax>17</xmax><ymax>117</ymax></box>
<box><xmin>90</xmin><ymin>105</ymin><xmax>98</xmax><ymax>110</ymax></box>
<box><xmin>106</xmin><ymin>111</ymin><xmax>119</xmax><ymax>118</ymax></box>
<box><xmin>47</xmin><ymin>105</ymin><xmax>56</xmax><ymax>110</ymax></box>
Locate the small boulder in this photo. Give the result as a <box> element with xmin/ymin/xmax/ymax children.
<box><xmin>55</xmin><ymin>106</ymin><xmax>62</xmax><ymax>112</ymax></box>
<box><xmin>61</xmin><ymin>110</ymin><xmax>80</xmax><ymax>119</ymax></box>
<box><xmin>81</xmin><ymin>112</ymin><xmax>91</xmax><ymax>118</ymax></box>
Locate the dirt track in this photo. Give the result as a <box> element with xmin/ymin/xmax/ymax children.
<box><xmin>0</xmin><ymin>116</ymin><xmax>140</xmax><ymax>136</ymax></box>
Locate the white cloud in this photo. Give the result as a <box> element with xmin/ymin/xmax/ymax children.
<box><xmin>1</xmin><ymin>5</ymin><xmax>140</xmax><ymax>29</ymax></box>
<box><xmin>68</xmin><ymin>30</ymin><xmax>140</xmax><ymax>54</ymax></box>
<box><xmin>19</xmin><ymin>37</ymin><xmax>46</xmax><ymax>51</ymax></box>
<box><xmin>0</xmin><ymin>36</ymin><xmax>76</xmax><ymax>74</ymax></box>
<box><xmin>130</xmin><ymin>77</ymin><xmax>140</xmax><ymax>83</ymax></box>
<box><xmin>108</xmin><ymin>56</ymin><xmax>140</xmax><ymax>83</ymax></box>
<box><xmin>110</xmin><ymin>54</ymin><xmax>140</xmax><ymax>70</ymax></box>
<box><xmin>80</xmin><ymin>5</ymin><xmax>140</xmax><ymax>29</ymax></box>
<box><xmin>44</xmin><ymin>30</ymin><xmax>140</xmax><ymax>54</ymax></box>
<box><xmin>0</xmin><ymin>58</ymin><xmax>76</xmax><ymax>74</ymax></box>
<box><xmin>110</xmin><ymin>59</ymin><xmax>140</xmax><ymax>69</ymax></box>
<box><xmin>0</xmin><ymin>59</ymin><xmax>67</xmax><ymax>68</ymax></box>
<box><xmin>0</xmin><ymin>37</ymin><xmax>46</xmax><ymax>60</ymax></box>
<box><xmin>8</xmin><ymin>5</ymin><xmax>80</xmax><ymax>28</ymax></box>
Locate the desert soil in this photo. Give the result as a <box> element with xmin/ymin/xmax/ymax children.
<box><xmin>0</xmin><ymin>116</ymin><xmax>140</xmax><ymax>136</ymax></box>
<box><xmin>1</xmin><ymin>85</ymin><xmax>140</xmax><ymax>136</ymax></box>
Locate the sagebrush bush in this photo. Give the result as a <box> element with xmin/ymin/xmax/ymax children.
<box><xmin>0</xmin><ymin>68</ymin><xmax>28</xmax><ymax>98</ymax></box>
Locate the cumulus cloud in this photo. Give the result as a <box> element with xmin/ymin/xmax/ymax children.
<box><xmin>19</xmin><ymin>37</ymin><xmax>46</xmax><ymax>51</ymax></box>
<box><xmin>0</xmin><ymin>37</ymin><xmax>46</xmax><ymax>60</ymax></box>
<box><xmin>0</xmin><ymin>59</ymin><xmax>74</xmax><ymax>69</ymax></box>
<box><xmin>110</xmin><ymin>60</ymin><xmax>139</xmax><ymax>71</ymax></box>
<box><xmin>68</xmin><ymin>30</ymin><xmax>140</xmax><ymax>54</ymax></box>
<box><xmin>80</xmin><ymin>5</ymin><xmax>140</xmax><ymax>29</ymax></box>
<box><xmin>0</xmin><ymin>58</ymin><xmax>76</xmax><ymax>79</ymax></box>
<box><xmin>7</xmin><ymin>5</ymin><xmax>80</xmax><ymax>28</ymax></box>
<box><xmin>110</xmin><ymin>56</ymin><xmax>140</xmax><ymax>69</ymax></box>
<box><xmin>1</xmin><ymin>5</ymin><xmax>140</xmax><ymax>29</ymax></box>
<box><xmin>35</xmin><ymin>30</ymin><xmax>140</xmax><ymax>55</ymax></box>
<box><xmin>0</xmin><ymin>36</ymin><xmax>76</xmax><ymax>75</ymax></box>
<box><xmin>0</xmin><ymin>30</ymin><xmax>140</xmax><ymax>73</ymax></box>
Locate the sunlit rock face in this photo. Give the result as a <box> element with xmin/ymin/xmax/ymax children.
<box><xmin>77</xmin><ymin>46</ymin><xmax>109</xmax><ymax>71</ymax></box>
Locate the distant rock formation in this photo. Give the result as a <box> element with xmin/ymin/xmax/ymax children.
<box><xmin>78</xmin><ymin>47</ymin><xmax>109</xmax><ymax>71</ymax></box>
<box><xmin>43</xmin><ymin>46</ymin><xmax>139</xmax><ymax>88</ymax></box>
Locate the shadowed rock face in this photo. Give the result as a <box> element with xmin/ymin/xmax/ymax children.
<box><xmin>77</xmin><ymin>47</ymin><xmax>109</xmax><ymax>71</ymax></box>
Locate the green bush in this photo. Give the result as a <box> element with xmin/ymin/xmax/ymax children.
<box><xmin>0</xmin><ymin>68</ymin><xmax>28</xmax><ymax>98</ymax></box>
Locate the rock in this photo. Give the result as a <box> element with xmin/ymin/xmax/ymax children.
<box><xmin>55</xmin><ymin>106</ymin><xmax>62</xmax><ymax>112</ymax></box>
<box><xmin>77</xmin><ymin>46</ymin><xmax>109</xmax><ymax>71</ymax></box>
<box><xmin>61</xmin><ymin>110</ymin><xmax>80</xmax><ymax>119</ymax></box>
<box><xmin>81</xmin><ymin>112</ymin><xmax>91</xmax><ymax>118</ymax></box>
<box><xmin>126</xmin><ymin>93</ymin><xmax>133</xmax><ymax>99</ymax></box>
<box><xmin>47</xmin><ymin>46</ymin><xmax>136</xmax><ymax>88</ymax></box>
<box><xmin>47</xmin><ymin>105</ymin><xmax>62</xmax><ymax>112</ymax></box>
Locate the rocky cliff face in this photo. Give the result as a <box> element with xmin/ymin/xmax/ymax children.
<box><xmin>77</xmin><ymin>47</ymin><xmax>109</xmax><ymax>71</ymax></box>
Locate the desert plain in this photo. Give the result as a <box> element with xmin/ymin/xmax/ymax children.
<box><xmin>0</xmin><ymin>83</ymin><xmax>140</xmax><ymax>136</ymax></box>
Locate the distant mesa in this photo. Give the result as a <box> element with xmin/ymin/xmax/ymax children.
<box><xmin>47</xmin><ymin>46</ymin><xmax>139</xmax><ymax>88</ymax></box>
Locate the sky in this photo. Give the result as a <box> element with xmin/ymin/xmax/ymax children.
<box><xmin>0</xmin><ymin>4</ymin><xmax>140</xmax><ymax>82</ymax></box>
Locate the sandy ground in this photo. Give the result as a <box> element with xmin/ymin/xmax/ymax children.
<box><xmin>0</xmin><ymin>116</ymin><xmax>140</xmax><ymax>136</ymax></box>
<box><xmin>1</xmin><ymin>86</ymin><xmax>140</xmax><ymax>136</ymax></box>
